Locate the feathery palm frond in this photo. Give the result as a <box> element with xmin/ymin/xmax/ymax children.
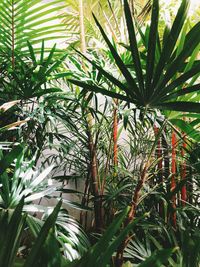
<box><xmin>0</xmin><ymin>0</ymin><xmax>67</xmax><ymax>65</ymax></box>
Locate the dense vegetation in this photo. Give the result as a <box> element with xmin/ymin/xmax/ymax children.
<box><xmin>0</xmin><ymin>0</ymin><xmax>200</xmax><ymax>266</ymax></box>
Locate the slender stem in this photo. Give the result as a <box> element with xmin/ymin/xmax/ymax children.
<box><xmin>115</xmin><ymin>163</ymin><xmax>149</xmax><ymax>267</ymax></box>
<box><xmin>115</xmin><ymin>116</ymin><xmax>167</xmax><ymax>266</ymax></box>
<box><xmin>101</xmin><ymin>135</ymin><xmax>112</xmax><ymax>195</ymax></box>
<box><xmin>86</xmin><ymin>123</ymin><xmax>102</xmax><ymax>230</ymax></box>
<box><xmin>181</xmin><ymin>130</ymin><xmax>187</xmax><ymax>206</ymax></box>
<box><xmin>107</xmin><ymin>0</ymin><xmax>121</xmax><ymax>35</ymax></box>
<box><xmin>80</xmin><ymin>173</ymin><xmax>90</xmax><ymax>226</ymax></box>
<box><xmin>154</xmin><ymin>126</ymin><xmax>163</xmax><ymax>216</ymax></box>
<box><xmin>171</xmin><ymin>130</ymin><xmax>177</xmax><ymax>227</ymax></box>
<box><xmin>161</xmin><ymin>129</ymin><xmax>170</xmax><ymax>223</ymax></box>
<box><xmin>79</xmin><ymin>0</ymin><xmax>86</xmax><ymax>55</ymax></box>
<box><xmin>79</xmin><ymin>0</ymin><xmax>103</xmax><ymax>231</ymax></box>
<box><xmin>154</xmin><ymin>126</ymin><xmax>163</xmax><ymax>182</ymax></box>
<box><xmin>113</xmin><ymin>99</ymin><xmax>118</xmax><ymax>170</ymax></box>
<box><xmin>100</xmin><ymin>3</ymin><xmax>118</xmax><ymax>42</ymax></box>
<box><xmin>129</xmin><ymin>0</ymin><xmax>135</xmax><ymax>16</ymax></box>
<box><xmin>188</xmin><ymin>166</ymin><xmax>193</xmax><ymax>205</ymax></box>
<box><xmin>115</xmin><ymin>109</ymin><xmax>148</xmax><ymax>266</ymax></box>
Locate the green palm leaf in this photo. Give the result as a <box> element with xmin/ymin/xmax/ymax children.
<box><xmin>92</xmin><ymin>13</ymin><xmax>143</xmax><ymax>102</ymax></box>
<box><xmin>145</xmin><ymin>0</ymin><xmax>159</xmax><ymax>97</ymax></box>
<box><xmin>69</xmin><ymin>0</ymin><xmax>200</xmax><ymax>114</ymax></box>
<box><xmin>0</xmin><ymin>0</ymin><xmax>67</xmax><ymax>64</ymax></box>
<box><xmin>151</xmin><ymin>0</ymin><xmax>190</xmax><ymax>89</ymax></box>
<box><xmin>124</xmin><ymin>0</ymin><xmax>144</xmax><ymax>95</ymax></box>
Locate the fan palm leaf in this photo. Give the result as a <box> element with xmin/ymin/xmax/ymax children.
<box><xmin>69</xmin><ymin>0</ymin><xmax>200</xmax><ymax>114</ymax></box>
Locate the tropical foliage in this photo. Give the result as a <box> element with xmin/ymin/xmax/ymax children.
<box><xmin>0</xmin><ymin>0</ymin><xmax>200</xmax><ymax>266</ymax></box>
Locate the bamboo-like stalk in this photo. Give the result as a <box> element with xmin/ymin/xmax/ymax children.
<box><xmin>79</xmin><ymin>0</ymin><xmax>102</xmax><ymax>231</ymax></box>
<box><xmin>79</xmin><ymin>0</ymin><xmax>86</xmax><ymax>56</ymax></box>
<box><xmin>86</xmin><ymin>127</ymin><xmax>103</xmax><ymax>230</ymax></box>
<box><xmin>171</xmin><ymin>130</ymin><xmax>177</xmax><ymax>227</ymax></box>
<box><xmin>101</xmin><ymin>135</ymin><xmax>113</xmax><ymax>195</ymax></box>
<box><xmin>113</xmin><ymin>99</ymin><xmax>118</xmax><ymax>169</ymax></box>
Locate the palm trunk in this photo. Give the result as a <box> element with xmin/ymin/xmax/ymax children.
<box><xmin>171</xmin><ymin>131</ymin><xmax>177</xmax><ymax>227</ymax></box>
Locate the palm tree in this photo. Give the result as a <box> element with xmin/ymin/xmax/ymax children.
<box><xmin>68</xmin><ymin>0</ymin><xmax>200</xmax><ymax>265</ymax></box>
